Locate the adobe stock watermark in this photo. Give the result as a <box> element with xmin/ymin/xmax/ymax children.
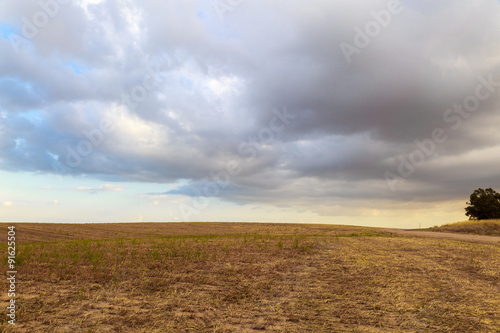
<box><xmin>340</xmin><ymin>0</ymin><xmax>403</xmax><ymax>64</ymax></box>
<box><xmin>384</xmin><ymin>74</ymin><xmax>499</xmax><ymax>191</ymax></box>
<box><xmin>178</xmin><ymin>107</ymin><xmax>296</xmax><ymax>220</ymax></box>
<box><xmin>6</xmin><ymin>226</ymin><xmax>17</xmax><ymax>326</ymax></box>
<box><xmin>212</xmin><ymin>0</ymin><xmax>243</xmax><ymax>22</ymax></box>
<box><xmin>8</xmin><ymin>0</ymin><xmax>71</xmax><ymax>54</ymax></box>
<box><xmin>51</xmin><ymin>57</ymin><xmax>169</xmax><ymax>180</ymax></box>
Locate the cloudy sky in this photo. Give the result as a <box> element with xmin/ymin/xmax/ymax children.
<box><xmin>1</xmin><ymin>0</ymin><xmax>499</xmax><ymax>227</ymax></box>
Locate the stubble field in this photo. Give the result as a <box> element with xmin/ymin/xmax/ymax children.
<box><xmin>1</xmin><ymin>222</ymin><xmax>499</xmax><ymax>332</ymax></box>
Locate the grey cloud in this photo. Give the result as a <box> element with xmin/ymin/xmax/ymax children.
<box><xmin>1</xmin><ymin>0</ymin><xmax>500</xmax><ymax>215</ymax></box>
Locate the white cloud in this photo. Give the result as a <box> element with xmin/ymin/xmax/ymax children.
<box><xmin>75</xmin><ymin>184</ymin><xmax>124</xmax><ymax>193</ymax></box>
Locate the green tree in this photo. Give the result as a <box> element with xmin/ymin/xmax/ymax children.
<box><xmin>465</xmin><ymin>188</ymin><xmax>500</xmax><ymax>220</ymax></box>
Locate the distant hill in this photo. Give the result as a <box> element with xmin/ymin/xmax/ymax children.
<box><xmin>430</xmin><ymin>220</ymin><xmax>500</xmax><ymax>236</ymax></box>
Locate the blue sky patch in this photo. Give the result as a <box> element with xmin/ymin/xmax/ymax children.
<box><xmin>0</xmin><ymin>22</ymin><xmax>17</xmax><ymax>39</ymax></box>
<box><xmin>19</xmin><ymin>109</ymin><xmax>46</xmax><ymax>126</ymax></box>
<box><xmin>67</xmin><ymin>62</ymin><xmax>93</xmax><ymax>75</ymax></box>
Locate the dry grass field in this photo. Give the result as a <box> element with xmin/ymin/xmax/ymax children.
<box><xmin>1</xmin><ymin>222</ymin><xmax>499</xmax><ymax>332</ymax></box>
<box><xmin>429</xmin><ymin>220</ymin><xmax>500</xmax><ymax>236</ymax></box>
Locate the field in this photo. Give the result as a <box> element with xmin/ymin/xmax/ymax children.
<box><xmin>1</xmin><ymin>222</ymin><xmax>500</xmax><ymax>332</ymax></box>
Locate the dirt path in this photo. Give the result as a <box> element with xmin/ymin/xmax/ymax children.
<box><xmin>382</xmin><ymin>228</ymin><xmax>500</xmax><ymax>245</ymax></box>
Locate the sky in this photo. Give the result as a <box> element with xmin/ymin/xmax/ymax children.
<box><xmin>0</xmin><ymin>0</ymin><xmax>500</xmax><ymax>228</ymax></box>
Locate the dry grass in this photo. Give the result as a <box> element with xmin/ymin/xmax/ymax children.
<box><xmin>0</xmin><ymin>222</ymin><xmax>387</xmax><ymax>244</ymax></box>
<box><xmin>430</xmin><ymin>220</ymin><xmax>500</xmax><ymax>236</ymax></box>
<box><xmin>1</xmin><ymin>223</ymin><xmax>499</xmax><ymax>332</ymax></box>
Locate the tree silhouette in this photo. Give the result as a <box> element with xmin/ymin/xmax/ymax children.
<box><xmin>465</xmin><ymin>188</ymin><xmax>500</xmax><ymax>220</ymax></box>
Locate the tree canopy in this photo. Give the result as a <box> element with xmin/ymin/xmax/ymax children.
<box><xmin>465</xmin><ymin>188</ymin><xmax>500</xmax><ymax>220</ymax></box>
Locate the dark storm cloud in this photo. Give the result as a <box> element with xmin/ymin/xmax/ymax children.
<box><xmin>1</xmin><ymin>0</ymin><xmax>500</xmax><ymax>214</ymax></box>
